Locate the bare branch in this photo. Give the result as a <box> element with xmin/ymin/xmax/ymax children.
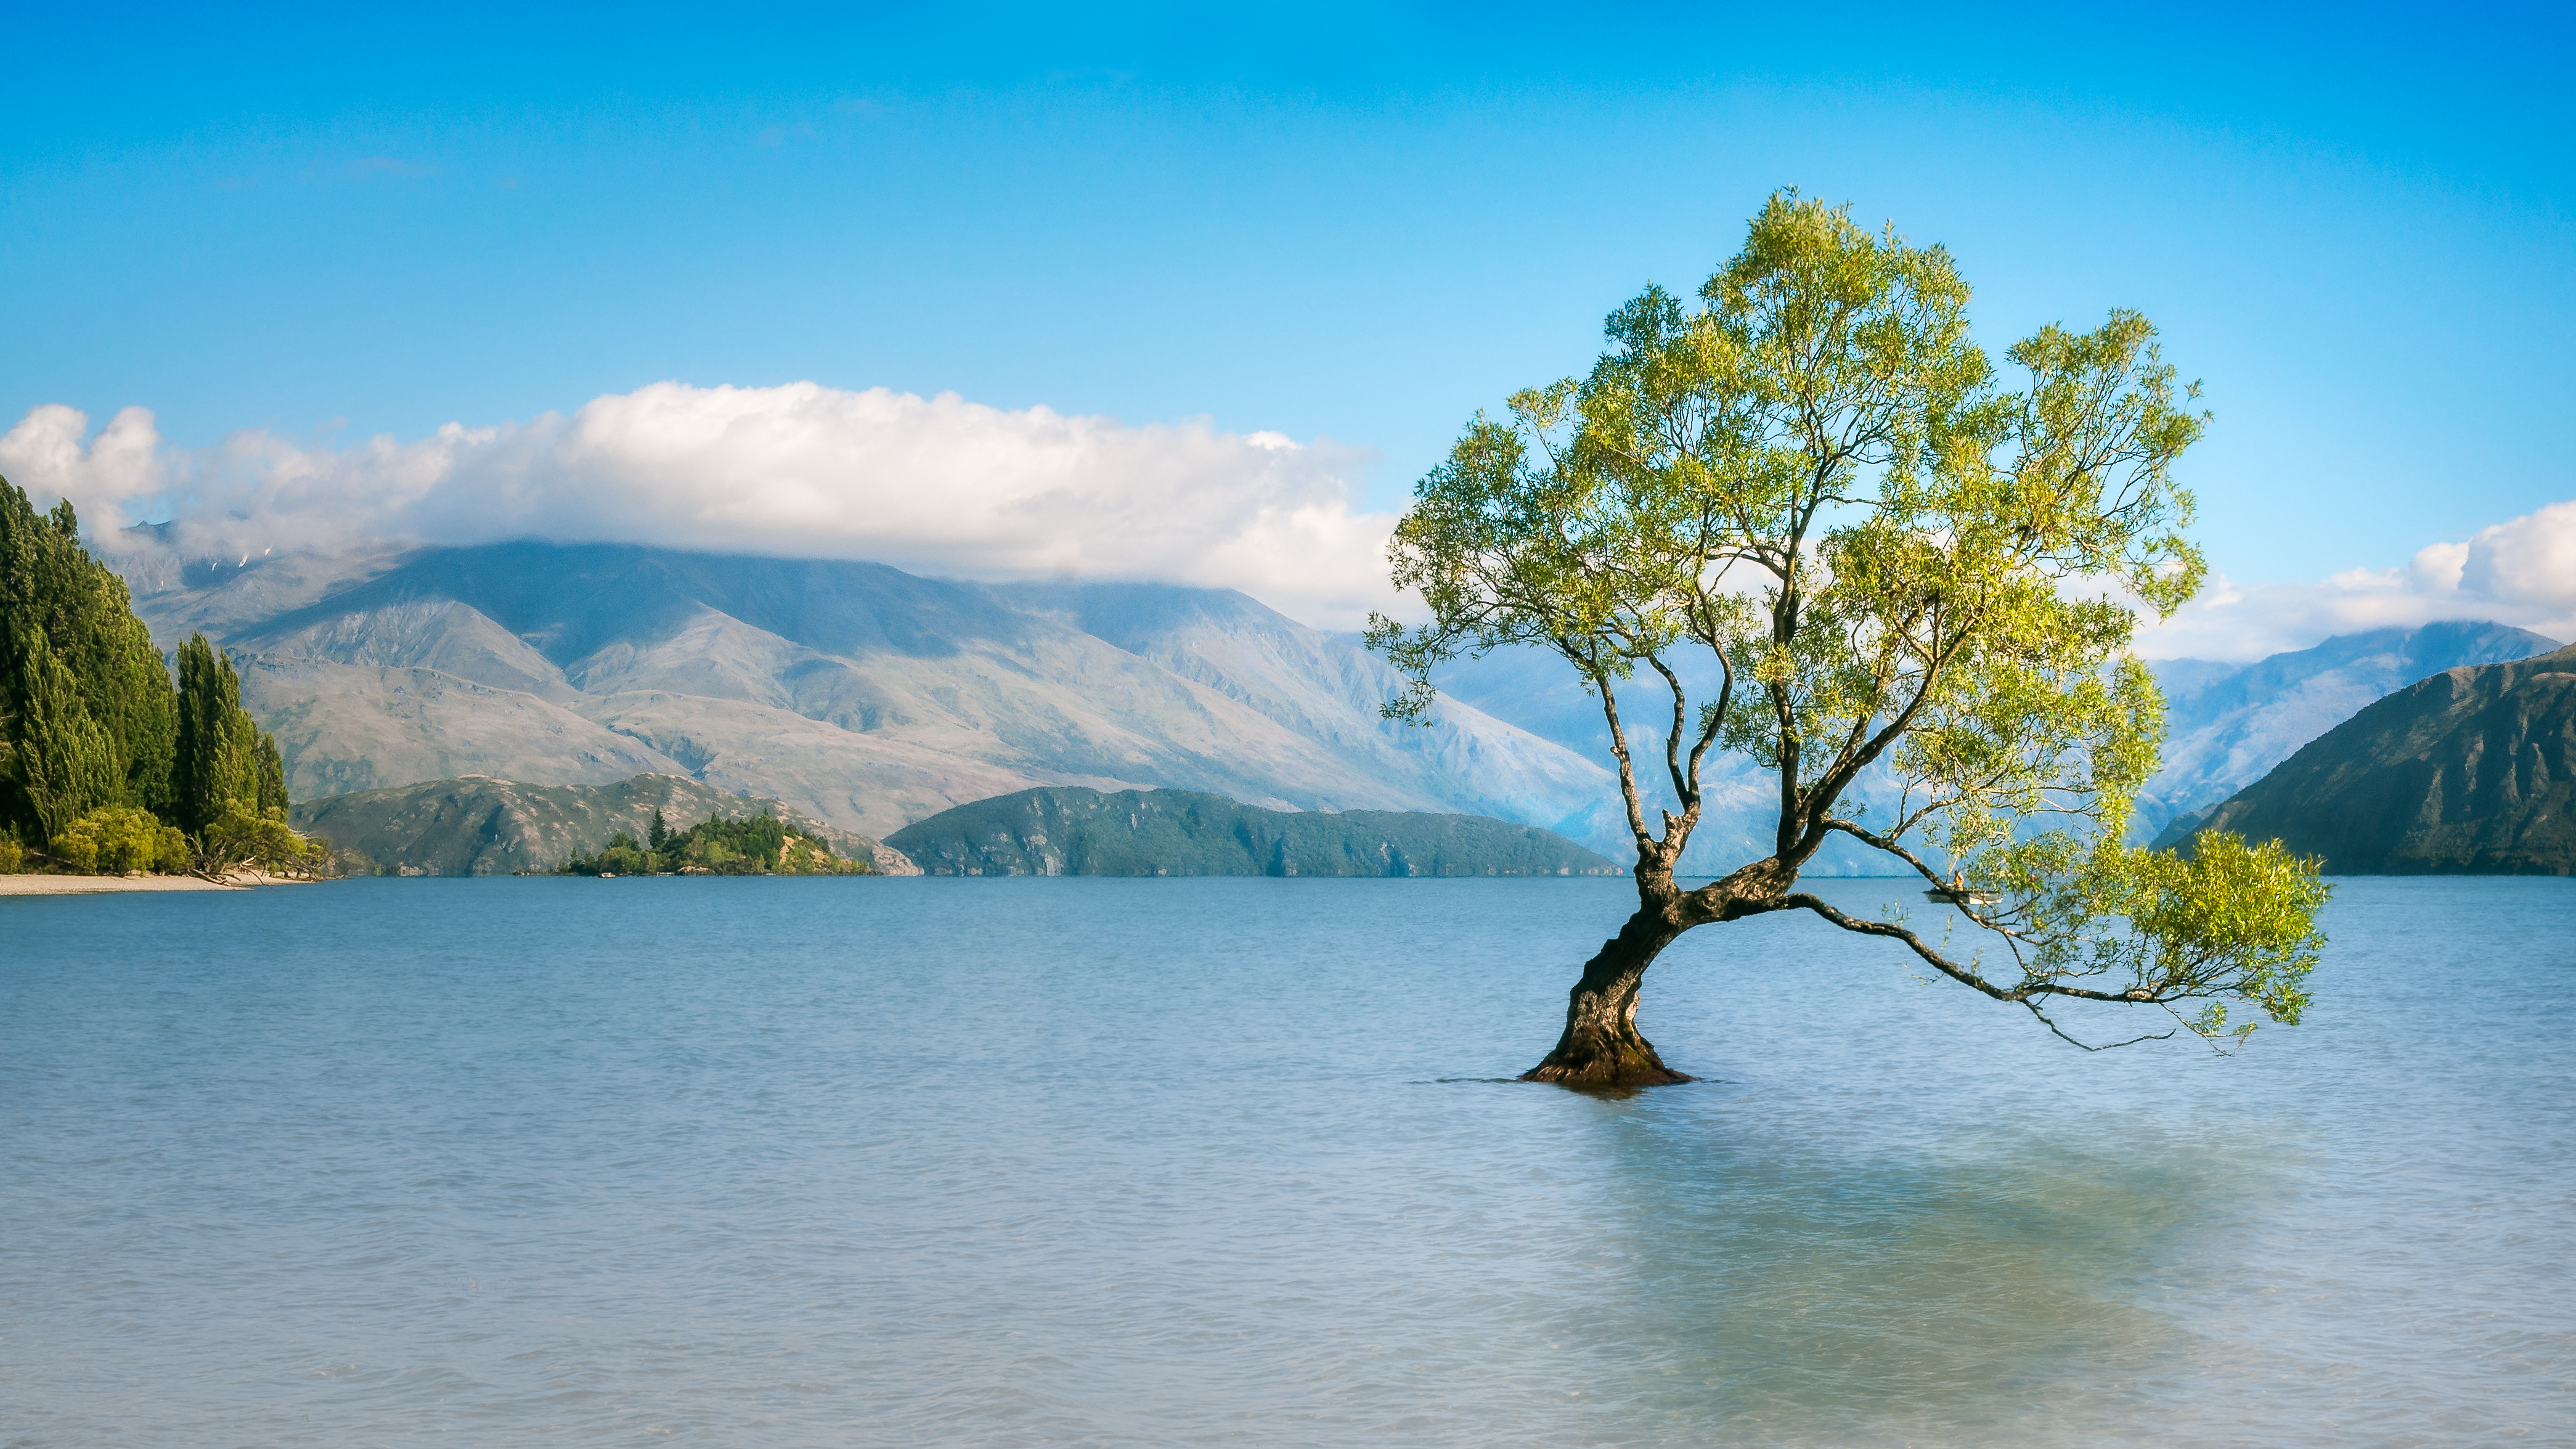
<box><xmin>1642</xmin><ymin>651</ymin><xmax>1692</xmax><ymax>806</ymax></box>
<box><xmin>1571</xmin><ymin>647</ymin><xmax>1655</xmax><ymax>858</ymax></box>
<box><xmin>2023</xmin><ymin>999</ymin><xmax>2176</xmax><ymax>1052</ymax></box>
<box><xmin>1782</xmin><ymin>892</ymin><xmax>2015</xmax><ymax>1002</ymax></box>
<box><xmin>1820</xmin><ymin>818</ymin><xmax>1950</xmax><ymax>891</ymax></box>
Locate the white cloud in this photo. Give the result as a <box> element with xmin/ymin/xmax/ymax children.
<box><xmin>2138</xmin><ymin>499</ymin><xmax>2576</xmax><ymax>659</ymax></box>
<box><xmin>32</xmin><ymin>380</ymin><xmax>2555</xmax><ymax>658</ymax></box>
<box><xmin>2</xmin><ymin>383</ymin><xmax>1409</xmax><ymax>631</ymax></box>
<box><xmin>0</xmin><ymin>404</ymin><xmax>171</xmax><ymax>524</ymax></box>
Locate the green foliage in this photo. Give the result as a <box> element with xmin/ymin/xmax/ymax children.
<box><xmin>560</xmin><ymin>809</ymin><xmax>868</xmax><ymax>876</ymax></box>
<box><xmin>1</xmin><ymin>479</ymin><xmax>181</xmax><ymax>836</ymax></box>
<box><xmin>0</xmin><ymin>833</ymin><xmax>22</xmax><ymax>873</ymax></box>
<box><xmin>49</xmin><ymin>804</ymin><xmax>189</xmax><ymax>875</ymax></box>
<box><xmin>258</xmin><ymin>731</ymin><xmax>288</xmax><ymax>814</ymax></box>
<box><xmin>174</xmin><ymin>634</ymin><xmax>269</xmax><ymax>835</ymax></box>
<box><xmin>9</xmin><ymin>634</ymin><xmax>120</xmax><ymax>842</ymax></box>
<box><xmin>198</xmin><ymin>802</ymin><xmax>332</xmax><ymax>878</ymax></box>
<box><xmin>0</xmin><ymin>473</ymin><xmax>310</xmax><ymax>876</ymax></box>
<box><xmin>1368</xmin><ymin>191</ymin><xmax>2329</xmax><ymax>1048</ymax></box>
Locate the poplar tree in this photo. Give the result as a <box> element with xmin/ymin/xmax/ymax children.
<box><xmin>10</xmin><ymin>635</ymin><xmax>118</xmax><ymax>843</ymax></box>
<box><xmin>1371</xmin><ymin>194</ymin><xmax>2330</xmax><ymax>1087</ymax></box>
<box><xmin>2</xmin><ymin>480</ymin><xmax>178</xmax><ymax>838</ymax></box>
<box><xmin>174</xmin><ymin>634</ymin><xmax>256</xmax><ymax>834</ymax></box>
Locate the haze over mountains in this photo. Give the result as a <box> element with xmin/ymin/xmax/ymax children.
<box><xmin>127</xmin><ymin>541</ymin><xmax>1616</xmax><ymax>846</ymax></box>
<box><xmin>2182</xmin><ymin>643</ymin><xmax>2576</xmax><ymax>874</ymax></box>
<box><xmin>2139</xmin><ymin>621</ymin><xmax>2561</xmax><ymax>837</ymax></box>
<box><xmin>117</xmin><ymin>537</ymin><xmax>2562</xmax><ymax>872</ymax></box>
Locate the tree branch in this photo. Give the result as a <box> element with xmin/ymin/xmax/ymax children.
<box><xmin>1642</xmin><ymin>651</ymin><xmax>1693</xmax><ymax>807</ymax></box>
<box><xmin>1571</xmin><ymin>647</ymin><xmax>1655</xmax><ymax>859</ymax></box>
<box><xmin>1782</xmin><ymin>892</ymin><xmax>2016</xmax><ymax>1002</ymax></box>
<box><xmin>1820</xmin><ymin>818</ymin><xmax>1951</xmax><ymax>892</ymax></box>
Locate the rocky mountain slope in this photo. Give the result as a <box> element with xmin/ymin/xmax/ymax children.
<box><xmin>2179</xmin><ymin>644</ymin><xmax>2576</xmax><ymax>874</ymax></box>
<box><xmin>887</xmin><ymin>786</ymin><xmax>1619</xmax><ymax>877</ymax></box>
<box><xmin>2140</xmin><ymin>621</ymin><xmax>2560</xmax><ymax>838</ymax></box>
<box><xmin>128</xmin><ymin>541</ymin><xmax>1615</xmax><ymax>844</ymax></box>
<box><xmin>291</xmin><ymin>772</ymin><xmax>908</xmax><ymax>876</ymax></box>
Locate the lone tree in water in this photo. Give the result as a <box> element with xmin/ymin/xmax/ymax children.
<box><xmin>1368</xmin><ymin>194</ymin><xmax>2329</xmax><ymax>1088</ymax></box>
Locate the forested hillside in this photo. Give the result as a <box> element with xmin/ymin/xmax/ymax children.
<box><xmin>887</xmin><ymin>786</ymin><xmax>1619</xmax><ymax>877</ymax></box>
<box><xmin>0</xmin><ymin>475</ymin><xmax>315</xmax><ymax>875</ymax></box>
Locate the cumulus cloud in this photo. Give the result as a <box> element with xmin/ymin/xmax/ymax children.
<box><xmin>1</xmin><ymin>384</ymin><xmax>1409</xmax><ymax>631</ymax></box>
<box><xmin>0</xmin><ymin>404</ymin><xmax>172</xmax><ymax>523</ymax></box>
<box><xmin>2137</xmin><ymin>499</ymin><xmax>2576</xmax><ymax>659</ymax></box>
<box><xmin>27</xmin><ymin>382</ymin><xmax>2556</xmax><ymax>658</ymax></box>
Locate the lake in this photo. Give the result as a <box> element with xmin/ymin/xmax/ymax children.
<box><xmin>3</xmin><ymin>876</ymin><xmax>2569</xmax><ymax>1446</ymax></box>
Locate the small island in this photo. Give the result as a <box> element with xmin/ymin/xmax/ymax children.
<box><xmin>560</xmin><ymin>807</ymin><xmax>871</xmax><ymax>876</ymax></box>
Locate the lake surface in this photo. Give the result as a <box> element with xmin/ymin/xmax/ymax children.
<box><xmin>3</xmin><ymin>875</ymin><xmax>2570</xmax><ymax>1447</ymax></box>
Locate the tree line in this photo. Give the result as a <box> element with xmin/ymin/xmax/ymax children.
<box><xmin>558</xmin><ymin>807</ymin><xmax>873</xmax><ymax>876</ymax></box>
<box><xmin>0</xmin><ymin>475</ymin><xmax>322</xmax><ymax>877</ymax></box>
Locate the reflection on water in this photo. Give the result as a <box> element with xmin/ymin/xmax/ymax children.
<box><xmin>2</xmin><ymin>876</ymin><xmax>2569</xmax><ymax>1446</ymax></box>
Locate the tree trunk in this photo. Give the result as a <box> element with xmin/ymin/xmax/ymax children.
<box><xmin>1522</xmin><ymin>901</ymin><xmax>1690</xmax><ymax>1088</ymax></box>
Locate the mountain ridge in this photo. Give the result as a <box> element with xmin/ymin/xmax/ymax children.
<box><xmin>2138</xmin><ymin>620</ymin><xmax>2561</xmax><ymax>837</ymax></box>
<box><xmin>2178</xmin><ymin>644</ymin><xmax>2576</xmax><ymax>875</ymax></box>
<box><xmin>887</xmin><ymin>786</ymin><xmax>1620</xmax><ymax>878</ymax></box>
<box><xmin>288</xmin><ymin>772</ymin><xmax>909</xmax><ymax>878</ymax></box>
<box><xmin>130</xmin><ymin>541</ymin><xmax>1617</xmax><ymax>844</ymax></box>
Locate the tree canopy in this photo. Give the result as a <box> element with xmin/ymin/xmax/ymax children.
<box><xmin>1369</xmin><ymin>192</ymin><xmax>2329</xmax><ymax>1085</ymax></box>
<box><xmin>1</xmin><ymin>471</ymin><xmax>316</xmax><ymax>877</ymax></box>
<box><xmin>560</xmin><ymin>807</ymin><xmax>871</xmax><ymax>876</ymax></box>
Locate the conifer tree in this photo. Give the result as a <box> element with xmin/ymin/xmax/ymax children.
<box><xmin>174</xmin><ymin>634</ymin><xmax>248</xmax><ymax>834</ymax></box>
<box><xmin>1</xmin><ymin>472</ymin><xmax>300</xmax><ymax>863</ymax></box>
<box><xmin>0</xmin><ymin>478</ymin><xmax>181</xmax><ymax>831</ymax></box>
<box><xmin>10</xmin><ymin>634</ymin><xmax>118</xmax><ymax>843</ymax></box>
<box><xmin>258</xmin><ymin>733</ymin><xmax>288</xmax><ymax>814</ymax></box>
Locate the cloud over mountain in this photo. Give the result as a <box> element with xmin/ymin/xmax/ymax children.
<box><xmin>14</xmin><ymin>386</ymin><xmax>2572</xmax><ymax>656</ymax></box>
<box><xmin>0</xmin><ymin>384</ymin><xmax>1404</xmax><ymax>631</ymax></box>
<box><xmin>2138</xmin><ymin>498</ymin><xmax>2576</xmax><ymax>660</ymax></box>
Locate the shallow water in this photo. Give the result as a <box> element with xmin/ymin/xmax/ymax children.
<box><xmin>3</xmin><ymin>875</ymin><xmax>2570</xmax><ymax>1446</ymax></box>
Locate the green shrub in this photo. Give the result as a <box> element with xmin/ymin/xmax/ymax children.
<box><xmin>199</xmin><ymin>803</ymin><xmax>330</xmax><ymax>878</ymax></box>
<box><xmin>0</xmin><ymin>834</ymin><xmax>23</xmax><ymax>873</ymax></box>
<box><xmin>50</xmin><ymin>804</ymin><xmax>174</xmax><ymax>874</ymax></box>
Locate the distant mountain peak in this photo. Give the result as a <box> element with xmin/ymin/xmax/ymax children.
<box><xmin>2182</xmin><ymin>643</ymin><xmax>2576</xmax><ymax>875</ymax></box>
<box><xmin>136</xmin><ymin>539</ymin><xmax>1618</xmax><ymax>847</ymax></box>
<box><xmin>2135</xmin><ymin>619</ymin><xmax>2562</xmax><ymax>839</ymax></box>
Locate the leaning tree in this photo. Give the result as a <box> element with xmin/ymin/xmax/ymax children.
<box><xmin>1368</xmin><ymin>193</ymin><xmax>2329</xmax><ymax>1088</ymax></box>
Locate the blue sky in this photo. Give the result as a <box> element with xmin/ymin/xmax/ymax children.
<box><xmin>4</xmin><ymin>2</ymin><xmax>2571</xmax><ymax>643</ymax></box>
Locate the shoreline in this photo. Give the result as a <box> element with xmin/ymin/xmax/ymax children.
<box><xmin>0</xmin><ymin>871</ymin><xmax>325</xmax><ymax>897</ymax></box>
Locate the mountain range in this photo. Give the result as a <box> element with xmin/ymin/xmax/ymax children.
<box><xmin>121</xmin><ymin>539</ymin><xmax>2561</xmax><ymax>873</ymax></box>
<box><xmin>2139</xmin><ymin>621</ymin><xmax>2560</xmax><ymax>838</ymax></box>
<box><xmin>2179</xmin><ymin>643</ymin><xmax>2576</xmax><ymax>873</ymax></box>
<box><xmin>1432</xmin><ymin>621</ymin><xmax>2564</xmax><ymax>854</ymax></box>
<box><xmin>127</xmin><ymin>541</ymin><xmax>1616</xmax><ymax>847</ymax></box>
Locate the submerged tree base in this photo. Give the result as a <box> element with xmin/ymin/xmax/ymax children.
<box><xmin>1522</xmin><ymin>1008</ymin><xmax>1695</xmax><ymax>1087</ymax></box>
<box><xmin>1521</xmin><ymin>1052</ymin><xmax>1694</xmax><ymax>1090</ymax></box>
